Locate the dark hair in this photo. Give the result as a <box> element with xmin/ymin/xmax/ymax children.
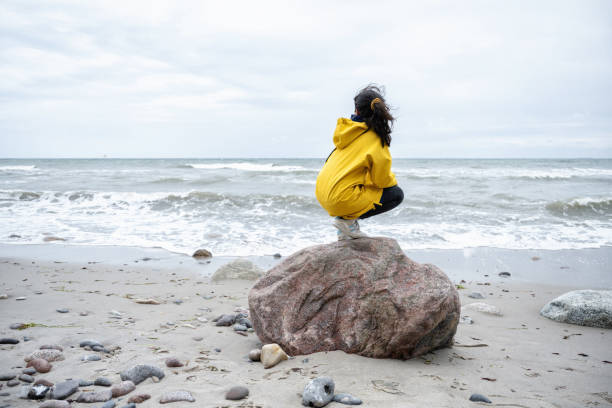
<box><xmin>354</xmin><ymin>84</ymin><xmax>395</xmax><ymax>147</ymax></box>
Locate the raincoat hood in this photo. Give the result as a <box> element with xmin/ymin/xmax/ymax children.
<box><xmin>333</xmin><ymin>118</ymin><xmax>369</xmax><ymax>149</ymax></box>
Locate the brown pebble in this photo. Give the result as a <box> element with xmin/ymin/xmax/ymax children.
<box><xmin>165</xmin><ymin>357</ymin><xmax>184</xmax><ymax>368</ymax></box>
<box><xmin>128</xmin><ymin>394</ymin><xmax>151</xmax><ymax>403</ymax></box>
<box><xmin>27</xmin><ymin>358</ymin><xmax>52</xmax><ymax>373</ymax></box>
<box><xmin>111</xmin><ymin>381</ymin><xmax>136</xmax><ymax>397</ymax></box>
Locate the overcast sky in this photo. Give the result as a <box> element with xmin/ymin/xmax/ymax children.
<box><xmin>1</xmin><ymin>0</ymin><xmax>611</xmax><ymax>158</ymax></box>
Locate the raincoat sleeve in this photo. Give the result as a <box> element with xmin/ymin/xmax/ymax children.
<box><xmin>368</xmin><ymin>145</ymin><xmax>397</xmax><ymax>188</ymax></box>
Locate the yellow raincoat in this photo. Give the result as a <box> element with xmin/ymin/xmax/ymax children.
<box><xmin>316</xmin><ymin>118</ymin><xmax>397</xmax><ymax>219</ymax></box>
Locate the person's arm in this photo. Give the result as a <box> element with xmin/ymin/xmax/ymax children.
<box><xmin>368</xmin><ymin>145</ymin><xmax>397</xmax><ymax>188</ymax></box>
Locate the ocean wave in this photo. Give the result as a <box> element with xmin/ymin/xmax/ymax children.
<box><xmin>151</xmin><ymin>177</ymin><xmax>186</xmax><ymax>184</ymax></box>
<box><xmin>394</xmin><ymin>167</ymin><xmax>612</xmax><ymax>180</ymax></box>
<box><xmin>183</xmin><ymin>162</ymin><xmax>313</xmax><ymax>172</ymax></box>
<box><xmin>546</xmin><ymin>197</ymin><xmax>612</xmax><ymax>218</ymax></box>
<box><xmin>0</xmin><ymin>165</ymin><xmax>37</xmax><ymax>172</ymax></box>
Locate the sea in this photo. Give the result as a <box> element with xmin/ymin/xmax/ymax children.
<box><xmin>0</xmin><ymin>158</ymin><xmax>610</xmax><ymax>256</ymax></box>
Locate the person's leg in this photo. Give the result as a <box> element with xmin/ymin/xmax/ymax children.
<box><xmin>359</xmin><ymin>185</ymin><xmax>404</xmax><ymax>219</ymax></box>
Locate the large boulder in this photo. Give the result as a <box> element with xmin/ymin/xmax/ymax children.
<box><xmin>248</xmin><ymin>237</ymin><xmax>460</xmax><ymax>359</ymax></box>
<box><xmin>540</xmin><ymin>290</ymin><xmax>612</xmax><ymax>328</ymax></box>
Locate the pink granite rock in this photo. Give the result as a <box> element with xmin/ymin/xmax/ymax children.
<box><xmin>248</xmin><ymin>237</ymin><xmax>460</xmax><ymax>359</ymax></box>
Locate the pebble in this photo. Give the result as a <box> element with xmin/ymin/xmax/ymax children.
<box><xmin>173</xmin><ymin>300</ymin><xmax>183</xmax><ymax>305</ymax></box>
<box><xmin>233</xmin><ymin>323</ymin><xmax>248</xmax><ymax>332</ymax></box>
<box><xmin>468</xmin><ymin>292</ymin><xmax>485</xmax><ymax>299</ymax></box>
<box><xmin>261</xmin><ymin>343</ymin><xmax>289</xmax><ymax>369</ymax></box>
<box><xmin>10</xmin><ymin>323</ymin><xmax>26</xmax><ymax>330</ymax></box>
<box><xmin>192</xmin><ymin>336</ymin><xmax>203</xmax><ymax>341</ymax></box>
<box><xmin>248</xmin><ymin>349</ymin><xmax>261</xmax><ymax>362</ymax></box>
<box><xmin>111</xmin><ymin>381</ymin><xmax>136</xmax><ymax>397</ymax></box>
<box><xmin>91</xmin><ymin>345</ymin><xmax>108</xmax><ymax>352</ymax></box>
<box><xmin>27</xmin><ymin>358</ymin><xmax>52</xmax><ymax>373</ymax></box>
<box><xmin>50</xmin><ymin>380</ymin><xmax>79</xmax><ymax>400</ymax></box>
<box><xmin>128</xmin><ymin>394</ymin><xmax>151</xmax><ymax>403</ymax></box>
<box><xmin>7</xmin><ymin>379</ymin><xmax>20</xmax><ymax>386</ymax></box>
<box><xmin>79</xmin><ymin>380</ymin><xmax>94</xmax><ymax>386</ymax></box>
<box><xmin>0</xmin><ymin>294</ymin><xmax>7</xmax><ymax>299</ymax></box>
<box><xmin>80</xmin><ymin>311</ymin><xmax>89</xmax><ymax>316</ymax></box>
<box><xmin>19</xmin><ymin>374</ymin><xmax>34</xmax><ymax>383</ymax></box>
<box><xmin>79</xmin><ymin>339</ymin><xmax>103</xmax><ymax>348</ymax></box>
<box><xmin>40</xmin><ymin>344</ymin><xmax>64</xmax><ymax>351</ymax></box>
<box><xmin>236</xmin><ymin>316</ymin><xmax>253</xmax><ymax>328</ymax></box>
<box><xmin>460</xmin><ymin>316</ymin><xmax>474</xmax><ymax>324</ymax></box>
<box><xmin>498</xmin><ymin>272</ymin><xmax>511</xmax><ymax>278</ymax></box>
<box><xmin>0</xmin><ymin>373</ymin><xmax>16</xmax><ymax>381</ymax></box>
<box><xmin>165</xmin><ymin>358</ymin><xmax>184</xmax><ymax>368</ymax></box>
<box><xmin>82</xmin><ymin>354</ymin><xmax>102</xmax><ymax>361</ymax></box>
<box><xmin>24</xmin><ymin>349</ymin><xmax>65</xmax><ymax>362</ymax></box>
<box><xmin>27</xmin><ymin>384</ymin><xmax>49</xmax><ymax>399</ymax></box>
<box><xmin>0</xmin><ymin>338</ymin><xmax>19</xmax><ymax>344</ymax></box>
<box><xmin>40</xmin><ymin>400</ymin><xmax>70</xmax><ymax>408</ymax></box>
<box><xmin>23</xmin><ymin>336</ymin><xmax>31</xmax><ymax>342</ymax></box>
<box><xmin>120</xmin><ymin>364</ymin><xmax>165</xmax><ymax>385</ymax></box>
<box><xmin>16</xmin><ymin>297</ymin><xmax>26</xmax><ymax>301</ymax></box>
<box><xmin>333</xmin><ymin>393</ymin><xmax>362</xmax><ymax>405</ymax></box>
<box><xmin>273</xmin><ymin>253</ymin><xmax>282</xmax><ymax>258</ymax></box>
<box><xmin>192</xmin><ymin>248</ymin><xmax>212</xmax><ymax>258</ymax></box>
<box><xmin>94</xmin><ymin>377</ymin><xmax>112</xmax><ymax>387</ymax></box>
<box><xmin>469</xmin><ymin>393</ymin><xmax>492</xmax><ymax>403</ymax></box>
<box><xmin>225</xmin><ymin>385</ymin><xmax>249</xmax><ymax>400</ymax></box>
<box><xmin>214</xmin><ymin>348</ymin><xmax>222</xmax><ymax>353</ymax></box>
<box><xmin>56</xmin><ymin>308</ymin><xmax>69</xmax><ymax>313</ymax></box>
<box><xmin>34</xmin><ymin>379</ymin><xmax>54</xmax><ymax>387</ymax></box>
<box><xmin>22</xmin><ymin>367</ymin><xmax>37</xmax><ymax>375</ymax></box>
<box><xmin>121</xmin><ymin>404</ymin><xmax>136</xmax><ymax>408</ymax></box>
<box><xmin>462</xmin><ymin>302</ymin><xmax>503</xmax><ymax>316</ymax></box>
<box><xmin>159</xmin><ymin>390</ymin><xmax>195</xmax><ymax>404</ymax></box>
<box><xmin>101</xmin><ymin>401</ymin><xmax>116</xmax><ymax>408</ymax></box>
<box><xmin>214</xmin><ymin>314</ymin><xmax>236</xmax><ymax>326</ymax></box>
<box><xmin>76</xmin><ymin>389</ymin><xmax>113</xmax><ymax>403</ymax></box>
<box><xmin>302</xmin><ymin>377</ymin><xmax>335</xmax><ymax>407</ymax></box>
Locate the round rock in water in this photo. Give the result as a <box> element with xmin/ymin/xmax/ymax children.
<box><xmin>302</xmin><ymin>377</ymin><xmax>335</xmax><ymax>407</ymax></box>
<box><xmin>120</xmin><ymin>364</ymin><xmax>165</xmax><ymax>385</ymax></box>
<box><xmin>469</xmin><ymin>393</ymin><xmax>492</xmax><ymax>403</ymax></box>
<box><xmin>225</xmin><ymin>385</ymin><xmax>249</xmax><ymax>400</ymax></box>
<box><xmin>333</xmin><ymin>393</ymin><xmax>362</xmax><ymax>405</ymax></box>
<box><xmin>192</xmin><ymin>248</ymin><xmax>212</xmax><ymax>258</ymax></box>
<box><xmin>540</xmin><ymin>290</ymin><xmax>612</xmax><ymax>328</ymax></box>
<box><xmin>159</xmin><ymin>390</ymin><xmax>195</xmax><ymax>404</ymax></box>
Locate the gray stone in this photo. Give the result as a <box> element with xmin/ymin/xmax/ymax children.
<box><xmin>498</xmin><ymin>272</ymin><xmax>511</xmax><ymax>278</ymax></box>
<box><xmin>302</xmin><ymin>377</ymin><xmax>335</xmax><ymax>407</ymax></box>
<box><xmin>120</xmin><ymin>365</ymin><xmax>165</xmax><ymax>385</ymax></box>
<box><xmin>79</xmin><ymin>380</ymin><xmax>94</xmax><ymax>386</ymax></box>
<box><xmin>50</xmin><ymin>380</ymin><xmax>79</xmax><ymax>400</ymax></box>
<box><xmin>120</xmin><ymin>404</ymin><xmax>136</xmax><ymax>408</ymax></box>
<box><xmin>22</xmin><ymin>368</ymin><xmax>36</xmax><ymax>375</ymax></box>
<box><xmin>233</xmin><ymin>323</ymin><xmax>248</xmax><ymax>331</ymax></box>
<box><xmin>540</xmin><ymin>290</ymin><xmax>612</xmax><ymax>328</ymax></box>
<box><xmin>333</xmin><ymin>393</ymin><xmax>362</xmax><ymax>405</ymax></box>
<box><xmin>248</xmin><ymin>349</ymin><xmax>261</xmax><ymax>362</ymax></box>
<box><xmin>468</xmin><ymin>292</ymin><xmax>485</xmax><ymax>299</ymax></box>
<box><xmin>40</xmin><ymin>401</ymin><xmax>70</xmax><ymax>408</ymax></box>
<box><xmin>18</xmin><ymin>385</ymin><xmax>31</xmax><ymax>399</ymax></box>
<box><xmin>460</xmin><ymin>316</ymin><xmax>474</xmax><ymax>324</ymax></box>
<box><xmin>211</xmin><ymin>259</ymin><xmax>264</xmax><ymax>282</ymax></box>
<box><xmin>79</xmin><ymin>339</ymin><xmax>103</xmax><ymax>348</ymax></box>
<box><xmin>94</xmin><ymin>377</ymin><xmax>112</xmax><ymax>387</ymax></box>
<box><xmin>159</xmin><ymin>390</ymin><xmax>195</xmax><ymax>403</ymax></box>
<box><xmin>56</xmin><ymin>308</ymin><xmax>69</xmax><ymax>313</ymax></box>
<box><xmin>7</xmin><ymin>379</ymin><xmax>19</xmax><ymax>387</ymax></box>
<box><xmin>75</xmin><ymin>389</ymin><xmax>113</xmax><ymax>403</ymax></box>
<box><xmin>10</xmin><ymin>323</ymin><xmax>25</xmax><ymax>330</ymax></box>
<box><xmin>214</xmin><ymin>314</ymin><xmax>236</xmax><ymax>326</ymax></box>
<box><xmin>0</xmin><ymin>338</ymin><xmax>19</xmax><ymax>344</ymax></box>
<box><xmin>19</xmin><ymin>374</ymin><xmax>34</xmax><ymax>383</ymax></box>
<box><xmin>0</xmin><ymin>373</ymin><xmax>16</xmax><ymax>381</ymax></box>
<box><xmin>225</xmin><ymin>385</ymin><xmax>249</xmax><ymax>400</ymax></box>
<box><xmin>27</xmin><ymin>384</ymin><xmax>49</xmax><ymax>399</ymax></box>
<box><xmin>236</xmin><ymin>316</ymin><xmax>252</xmax><ymax>328</ymax></box>
<box><xmin>469</xmin><ymin>393</ymin><xmax>492</xmax><ymax>403</ymax></box>
<box><xmin>82</xmin><ymin>354</ymin><xmax>101</xmax><ymax>361</ymax></box>
<box><xmin>101</xmin><ymin>401</ymin><xmax>116</xmax><ymax>408</ymax></box>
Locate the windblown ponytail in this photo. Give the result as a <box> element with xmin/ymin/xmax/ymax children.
<box><xmin>354</xmin><ymin>84</ymin><xmax>395</xmax><ymax>147</ymax></box>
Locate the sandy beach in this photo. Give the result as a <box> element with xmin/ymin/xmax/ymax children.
<box><xmin>0</xmin><ymin>243</ymin><xmax>611</xmax><ymax>408</ymax></box>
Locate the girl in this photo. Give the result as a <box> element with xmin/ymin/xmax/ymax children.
<box><xmin>316</xmin><ymin>85</ymin><xmax>404</xmax><ymax>240</ymax></box>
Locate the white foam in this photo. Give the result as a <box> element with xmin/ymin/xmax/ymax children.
<box><xmin>394</xmin><ymin>167</ymin><xmax>612</xmax><ymax>179</ymax></box>
<box><xmin>185</xmin><ymin>162</ymin><xmax>311</xmax><ymax>172</ymax></box>
<box><xmin>0</xmin><ymin>165</ymin><xmax>37</xmax><ymax>171</ymax></box>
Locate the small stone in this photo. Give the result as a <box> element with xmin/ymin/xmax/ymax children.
<box><xmin>498</xmin><ymin>272</ymin><xmax>511</xmax><ymax>278</ymax></box>
<box><xmin>27</xmin><ymin>384</ymin><xmax>49</xmax><ymax>399</ymax></box>
<box><xmin>24</xmin><ymin>349</ymin><xmax>64</xmax><ymax>362</ymax></box>
<box><xmin>40</xmin><ymin>344</ymin><xmax>63</xmax><ymax>351</ymax></box>
<box><xmin>101</xmin><ymin>401</ymin><xmax>117</xmax><ymax>408</ymax></box>
<box><xmin>133</xmin><ymin>298</ymin><xmax>161</xmax><ymax>305</ymax></box>
<box><xmin>79</xmin><ymin>380</ymin><xmax>94</xmax><ymax>386</ymax></box>
<box><xmin>121</xmin><ymin>404</ymin><xmax>136</xmax><ymax>408</ymax></box>
<box><xmin>333</xmin><ymin>393</ymin><xmax>362</xmax><ymax>405</ymax></box>
<box><xmin>236</xmin><ymin>316</ymin><xmax>252</xmax><ymax>328</ymax></box>
<box><xmin>468</xmin><ymin>292</ymin><xmax>485</xmax><ymax>299</ymax></box>
<box><xmin>94</xmin><ymin>377</ymin><xmax>112</xmax><ymax>386</ymax></box>
<box><xmin>462</xmin><ymin>302</ymin><xmax>503</xmax><ymax>316</ymax></box>
<box><xmin>56</xmin><ymin>308</ymin><xmax>69</xmax><ymax>313</ymax></box>
<box><xmin>34</xmin><ymin>379</ymin><xmax>54</xmax><ymax>387</ymax></box>
<box><xmin>261</xmin><ymin>343</ymin><xmax>289</xmax><ymax>369</ymax></box>
<box><xmin>193</xmin><ymin>248</ymin><xmax>212</xmax><ymax>258</ymax></box>
<box><xmin>111</xmin><ymin>381</ymin><xmax>136</xmax><ymax>397</ymax></box>
<box><xmin>214</xmin><ymin>348</ymin><xmax>222</xmax><ymax>353</ymax></box>
<box><xmin>0</xmin><ymin>338</ymin><xmax>19</xmax><ymax>344</ymax></box>
<box><xmin>82</xmin><ymin>354</ymin><xmax>101</xmax><ymax>361</ymax></box>
<box><xmin>248</xmin><ymin>349</ymin><xmax>261</xmax><ymax>362</ymax></box>
<box><xmin>173</xmin><ymin>299</ymin><xmax>183</xmax><ymax>305</ymax></box>
<box><xmin>76</xmin><ymin>389</ymin><xmax>113</xmax><ymax>403</ymax></box>
<box><xmin>40</xmin><ymin>400</ymin><xmax>70</xmax><ymax>408</ymax></box>
<box><xmin>225</xmin><ymin>385</ymin><xmax>249</xmax><ymax>400</ymax></box>
<box><xmin>0</xmin><ymin>373</ymin><xmax>16</xmax><ymax>381</ymax></box>
<box><xmin>273</xmin><ymin>253</ymin><xmax>282</xmax><ymax>258</ymax></box>
<box><xmin>233</xmin><ymin>323</ymin><xmax>248</xmax><ymax>332</ymax></box>
<box><xmin>120</xmin><ymin>365</ymin><xmax>165</xmax><ymax>385</ymax></box>
<box><xmin>50</xmin><ymin>380</ymin><xmax>79</xmax><ymax>399</ymax></box>
<box><xmin>27</xmin><ymin>358</ymin><xmax>52</xmax><ymax>373</ymax></box>
<box><xmin>159</xmin><ymin>390</ymin><xmax>195</xmax><ymax>403</ymax></box>
<box><xmin>23</xmin><ymin>336</ymin><xmax>31</xmax><ymax>341</ymax></box>
<box><xmin>91</xmin><ymin>345</ymin><xmax>107</xmax><ymax>352</ymax></box>
<box><xmin>214</xmin><ymin>314</ymin><xmax>236</xmax><ymax>326</ymax></box>
<box><xmin>469</xmin><ymin>393</ymin><xmax>492</xmax><ymax>403</ymax></box>
<box><xmin>16</xmin><ymin>297</ymin><xmax>26</xmax><ymax>301</ymax></box>
<box><xmin>165</xmin><ymin>358</ymin><xmax>184</xmax><ymax>368</ymax></box>
<box><xmin>0</xmin><ymin>294</ymin><xmax>8</xmax><ymax>299</ymax></box>
<box><xmin>80</xmin><ymin>311</ymin><xmax>89</xmax><ymax>316</ymax></box>
<box><xmin>79</xmin><ymin>339</ymin><xmax>103</xmax><ymax>348</ymax></box>
<box><xmin>19</xmin><ymin>374</ymin><xmax>34</xmax><ymax>383</ymax></box>
<box><xmin>7</xmin><ymin>379</ymin><xmax>20</xmax><ymax>386</ymax></box>
<box><xmin>22</xmin><ymin>368</ymin><xmax>36</xmax><ymax>375</ymax></box>
<box><xmin>10</xmin><ymin>323</ymin><xmax>26</xmax><ymax>330</ymax></box>
<box><xmin>192</xmin><ymin>336</ymin><xmax>203</xmax><ymax>341</ymax></box>
<box><xmin>128</xmin><ymin>394</ymin><xmax>151</xmax><ymax>403</ymax></box>
<box><xmin>460</xmin><ymin>316</ymin><xmax>474</xmax><ymax>324</ymax></box>
<box><xmin>302</xmin><ymin>377</ymin><xmax>335</xmax><ymax>407</ymax></box>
